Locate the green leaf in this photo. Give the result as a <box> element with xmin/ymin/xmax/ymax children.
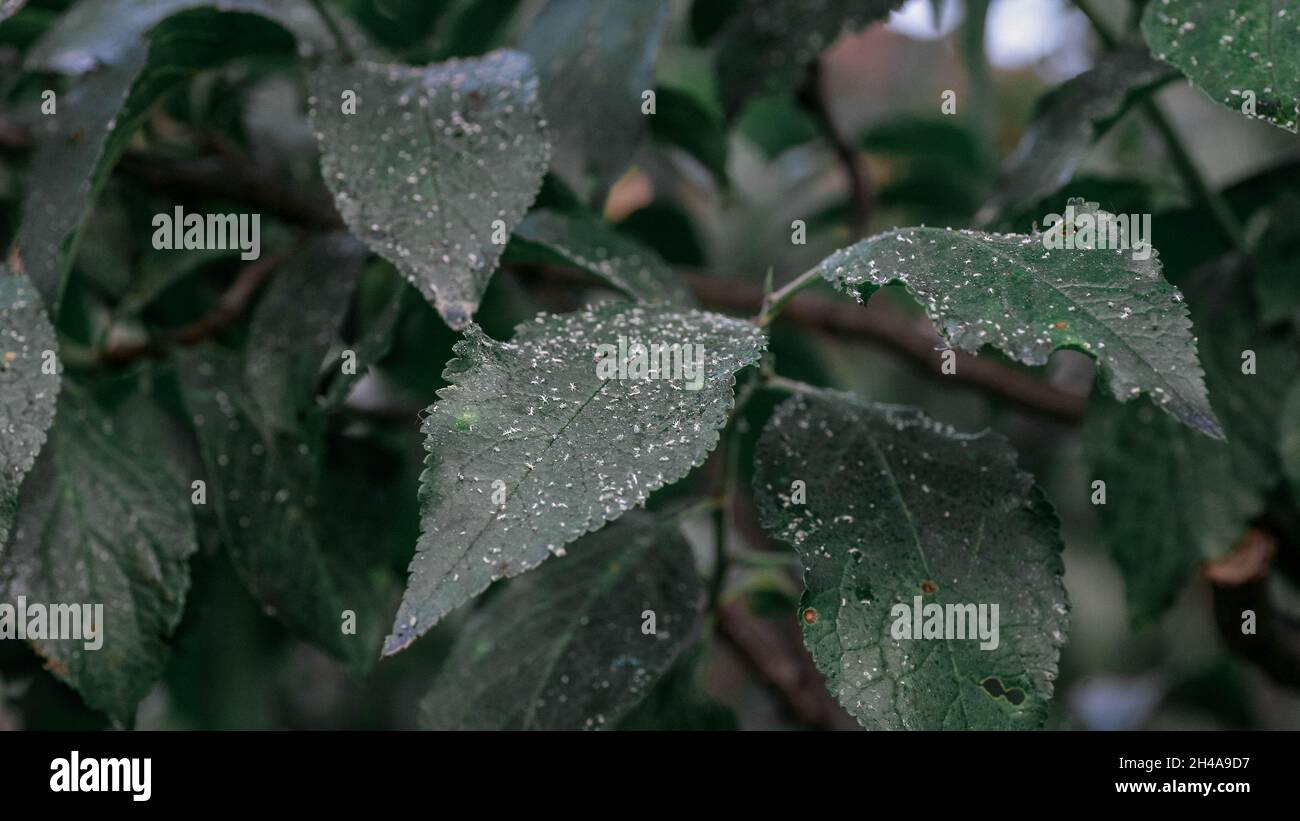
<box><xmin>18</xmin><ymin>5</ymin><xmax>322</xmax><ymax>310</ymax></box>
<box><xmin>435</xmin><ymin>0</ymin><xmax>524</xmax><ymax>59</ymax></box>
<box><xmin>25</xmin><ymin>0</ymin><xmax>341</xmax><ymax>73</ymax></box>
<box><xmin>815</xmin><ymin>200</ymin><xmax>1223</xmax><ymax>438</ymax></box>
<box><xmin>180</xmin><ymin>350</ymin><xmax>395</xmax><ymax>672</ymax></box>
<box><xmin>348</xmin><ymin>0</ymin><xmax>450</xmax><ymax>52</ymax></box>
<box><xmin>1</xmin><ymin>387</ymin><xmax>197</xmax><ymax>726</ymax></box>
<box><xmin>1143</xmin><ymin>0</ymin><xmax>1300</xmax><ymax>132</ymax></box>
<box><xmin>519</xmin><ymin>0</ymin><xmax>669</xmax><ymax>199</ymax></box>
<box><xmin>1086</xmin><ymin>273</ymin><xmax>1298</xmax><ymax>624</ymax></box>
<box><xmin>419</xmin><ymin>513</ymin><xmax>701</xmax><ymax>729</ymax></box>
<box><xmin>385</xmin><ymin>303</ymin><xmax>766</xmax><ymax>654</ymax></box>
<box><xmin>647</xmin><ymin>85</ymin><xmax>729</xmax><ymax>188</ymax></box>
<box><xmin>753</xmin><ymin>389</ymin><xmax>1069</xmax><ymax>730</ymax></box>
<box><xmin>506</xmin><ymin>208</ymin><xmax>694</xmax><ymax>305</ymax></box>
<box><xmin>18</xmin><ymin>53</ymin><xmax>146</xmax><ymax>309</ymax></box>
<box><xmin>0</xmin><ymin>269</ymin><xmax>59</xmax><ymax>549</ymax></box>
<box><xmin>734</xmin><ymin>95</ymin><xmax>819</xmax><ymax>158</ymax></box>
<box><xmin>245</xmin><ymin>234</ymin><xmax>367</xmax><ymax>431</ymax></box>
<box><xmin>714</xmin><ymin>0</ymin><xmax>903</xmax><ymax>119</ymax></box>
<box><xmin>975</xmin><ymin>48</ymin><xmax>1174</xmax><ymax>223</ymax></box>
<box><xmin>308</xmin><ymin>52</ymin><xmax>550</xmax><ymax>329</ymax></box>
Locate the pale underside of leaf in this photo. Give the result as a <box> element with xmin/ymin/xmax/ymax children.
<box><xmin>753</xmin><ymin>389</ymin><xmax>1069</xmax><ymax>730</ymax></box>
<box><xmin>419</xmin><ymin>513</ymin><xmax>701</xmax><ymax>730</ymax></box>
<box><xmin>385</xmin><ymin>303</ymin><xmax>766</xmax><ymax>654</ymax></box>
<box><xmin>1143</xmin><ymin>0</ymin><xmax>1300</xmax><ymax>133</ymax></box>
<box><xmin>814</xmin><ymin>206</ymin><xmax>1223</xmax><ymax>438</ymax></box>
<box><xmin>976</xmin><ymin>48</ymin><xmax>1174</xmax><ymax>223</ymax></box>
<box><xmin>0</xmin><ymin>270</ymin><xmax>59</xmax><ymax>549</ymax></box>
<box><xmin>309</xmin><ymin>52</ymin><xmax>551</xmax><ymax>330</ymax></box>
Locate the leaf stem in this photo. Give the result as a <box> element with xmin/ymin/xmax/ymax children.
<box><xmin>708</xmin><ymin>411</ymin><xmax>746</xmax><ymax>609</ymax></box>
<box><xmin>754</xmin><ymin>267</ymin><xmax>822</xmax><ymax>327</ymax></box>
<box><xmin>729</xmin><ymin>544</ymin><xmax>800</xmax><ymax>570</ymax></box>
<box><xmin>759</xmin><ymin>373</ymin><xmax>820</xmax><ymax>396</ymax></box>
<box><xmin>672</xmin><ymin>497</ymin><xmax>723</xmax><ymax>521</ymax></box>
<box><xmin>962</xmin><ymin>0</ymin><xmax>995</xmax><ymax>138</ymax></box>
<box><xmin>709</xmin><ymin>500</ymin><xmax>729</xmax><ymax>608</ymax></box>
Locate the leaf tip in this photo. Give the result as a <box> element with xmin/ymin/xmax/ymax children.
<box><xmin>381</xmin><ymin>629</ymin><xmax>415</xmax><ymax>657</ymax></box>
<box><xmin>438</xmin><ymin>299</ymin><xmax>477</xmax><ymax>331</ymax></box>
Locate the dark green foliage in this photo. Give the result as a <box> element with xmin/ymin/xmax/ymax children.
<box><xmin>2</xmin><ymin>0</ymin><xmax>1295</xmax><ymax>733</ymax></box>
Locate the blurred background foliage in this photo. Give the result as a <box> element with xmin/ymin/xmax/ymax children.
<box><xmin>1</xmin><ymin>0</ymin><xmax>1298</xmax><ymax>730</ymax></box>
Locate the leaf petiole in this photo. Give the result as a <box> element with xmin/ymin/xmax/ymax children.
<box><xmin>754</xmin><ymin>267</ymin><xmax>822</xmax><ymax>327</ymax></box>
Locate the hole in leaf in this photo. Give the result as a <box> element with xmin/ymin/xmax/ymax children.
<box><xmin>980</xmin><ymin>676</ymin><xmax>1026</xmax><ymax>706</ymax></box>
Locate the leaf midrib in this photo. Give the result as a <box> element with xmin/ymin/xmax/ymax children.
<box><xmin>426</xmin><ymin>376</ymin><xmax>610</xmax><ymax>613</ymax></box>
<box><xmin>860</xmin><ymin>421</ymin><xmax>973</xmax><ymax>729</ymax></box>
<box><xmin>519</xmin><ymin>541</ymin><xmax>647</xmax><ymax>729</ymax></box>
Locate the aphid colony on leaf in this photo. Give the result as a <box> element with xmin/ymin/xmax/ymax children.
<box><xmin>593</xmin><ymin>336</ymin><xmax>707</xmax><ymax>390</ymax></box>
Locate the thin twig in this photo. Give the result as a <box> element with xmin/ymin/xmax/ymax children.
<box><xmin>715</xmin><ymin>599</ymin><xmax>860</xmax><ymax>730</ymax></box>
<box><xmin>116</xmin><ymin>152</ymin><xmax>345</xmax><ymax>229</ymax></box>
<box><xmin>1</xmin><ymin>115</ymin><xmax>1088</xmax><ymax>422</ymax></box>
<box><xmin>1072</xmin><ymin>0</ymin><xmax>1249</xmax><ymax>254</ymax></box>
<box><xmin>754</xmin><ymin>267</ymin><xmax>822</xmax><ymax>327</ymax></box>
<box><xmin>539</xmin><ymin>263</ymin><xmax>1089</xmax><ymax>425</ymax></box>
<box><xmin>798</xmin><ymin>58</ymin><xmax>871</xmax><ymax>239</ymax></box>
<box><xmin>96</xmin><ymin>239</ymin><xmax>303</xmax><ymax>365</ymax></box>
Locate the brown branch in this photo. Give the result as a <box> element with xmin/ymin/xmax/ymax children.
<box><xmin>716</xmin><ymin>599</ymin><xmax>860</xmax><ymax>730</ymax></box>
<box><xmin>97</xmin><ymin>239</ymin><xmax>302</xmax><ymax>365</ymax></box>
<box><xmin>1206</xmin><ymin>529</ymin><xmax>1300</xmax><ymax>688</ymax></box>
